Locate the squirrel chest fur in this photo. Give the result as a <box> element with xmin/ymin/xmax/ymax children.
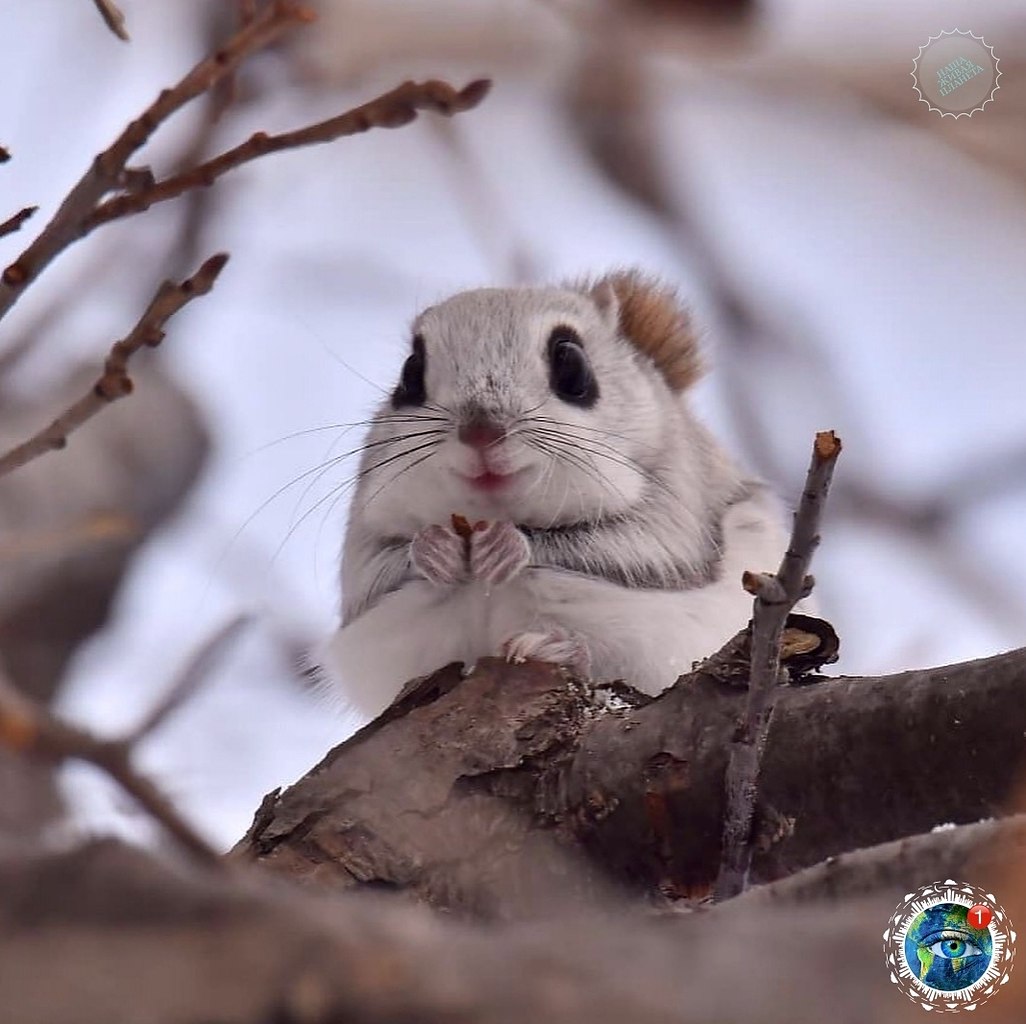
<box><xmin>324</xmin><ymin>270</ymin><xmax>788</xmax><ymax>717</ymax></box>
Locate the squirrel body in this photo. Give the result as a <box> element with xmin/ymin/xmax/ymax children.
<box><xmin>325</xmin><ymin>272</ymin><xmax>789</xmax><ymax>717</ymax></box>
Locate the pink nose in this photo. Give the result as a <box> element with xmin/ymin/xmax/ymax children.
<box><xmin>458</xmin><ymin>418</ymin><xmax>506</xmax><ymax>450</ymax></box>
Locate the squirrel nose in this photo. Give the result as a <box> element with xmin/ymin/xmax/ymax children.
<box><xmin>458</xmin><ymin>416</ymin><xmax>506</xmax><ymax>450</ymax></box>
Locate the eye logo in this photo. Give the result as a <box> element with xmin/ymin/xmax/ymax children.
<box><xmin>884</xmin><ymin>881</ymin><xmax>1016</xmax><ymax>1012</ymax></box>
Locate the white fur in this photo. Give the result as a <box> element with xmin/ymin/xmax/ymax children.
<box><xmin>323</xmin><ymin>281</ymin><xmax>790</xmax><ymax>719</ymax></box>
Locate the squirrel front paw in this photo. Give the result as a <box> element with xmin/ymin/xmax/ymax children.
<box><xmin>502</xmin><ymin>625</ymin><xmax>592</xmax><ymax>678</ymax></box>
<box><xmin>411</xmin><ymin>519</ymin><xmax>530</xmax><ymax>587</ymax></box>
<box><xmin>468</xmin><ymin>520</ymin><xmax>530</xmax><ymax>586</ymax></box>
<box><xmin>410</xmin><ymin>524</ymin><xmax>469</xmax><ymax>585</ymax></box>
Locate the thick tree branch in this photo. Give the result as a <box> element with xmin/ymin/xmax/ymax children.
<box><xmin>5</xmin><ymin>823</ymin><xmax>1026</xmax><ymax>1024</ymax></box>
<box><xmin>736</xmin><ymin>814</ymin><xmax>1026</xmax><ymax>907</ymax></box>
<box><xmin>715</xmin><ymin>429</ymin><xmax>842</xmax><ymax>899</ymax></box>
<box><xmin>0</xmin><ymin>253</ymin><xmax>227</xmax><ymax>479</ymax></box>
<box><xmin>87</xmin><ymin>78</ymin><xmax>493</xmax><ymax>229</ymax></box>
<box><xmin>235</xmin><ymin>644</ymin><xmax>1026</xmax><ymax>914</ymax></box>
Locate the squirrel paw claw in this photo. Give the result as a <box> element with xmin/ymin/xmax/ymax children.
<box><xmin>502</xmin><ymin>626</ymin><xmax>592</xmax><ymax>677</ymax></box>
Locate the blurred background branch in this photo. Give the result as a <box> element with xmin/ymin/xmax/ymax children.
<box><xmin>0</xmin><ymin>0</ymin><xmax>1022</xmax><ymax>874</ymax></box>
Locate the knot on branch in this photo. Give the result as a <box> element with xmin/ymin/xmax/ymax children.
<box><xmin>2</xmin><ymin>262</ymin><xmax>28</xmax><ymax>286</ymax></box>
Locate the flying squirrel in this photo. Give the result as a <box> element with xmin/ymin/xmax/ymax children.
<box><xmin>323</xmin><ymin>270</ymin><xmax>789</xmax><ymax>718</ymax></box>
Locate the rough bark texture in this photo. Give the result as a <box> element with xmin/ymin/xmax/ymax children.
<box><xmin>736</xmin><ymin>814</ymin><xmax>1026</xmax><ymax>906</ymax></box>
<box><xmin>234</xmin><ymin>646</ymin><xmax>1026</xmax><ymax>913</ymax></box>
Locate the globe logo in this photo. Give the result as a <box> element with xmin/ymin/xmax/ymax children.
<box><xmin>903</xmin><ymin>903</ymin><xmax>992</xmax><ymax>991</ymax></box>
<box><xmin>884</xmin><ymin>881</ymin><xmax>1016</xmax><ymax>1012</ymax></box>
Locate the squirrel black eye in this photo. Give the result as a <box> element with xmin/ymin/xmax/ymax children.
<box><xmin>392</xmin><ymin>334</ymin><xmax>426</xmax><ymax>407</ymax></box>
<box><xmin>547</xmin><ymin>326</ymin><xmax>598</xmax><ymax>407</ymax></box>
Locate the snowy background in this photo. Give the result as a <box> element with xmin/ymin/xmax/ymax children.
<box><xmin>2</xmin><ymin>0</ymin><xmax>1024</xmax><ymax>849</ymax></box>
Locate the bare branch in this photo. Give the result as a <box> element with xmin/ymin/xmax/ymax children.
<box><xmin>0</xmin><ymin>668</ymin><xmax>221</xmax><ymax>866</ymax></box>
<box><xmin>0</xmin><ymin>0</ymin><xmax>312</xmax><ymax>323</ymax></box>
<box><xmin>0</xmin><ymin>511</ymin><xmax>137</xmax><ymax>562</ymax></box>
<box><xmin>236</xmin><ymin>644</ymin><xmax>1026</xmax><ymax>911</ymax></box>
<box><xmin>86</xmin><ymin>78</ymin><xmax>493</xmax><ymax>229</ymax></box>
<box><xmin>715</xmin><ymin>429</ymin><xmax>842</xmax><ymax>900</ymax></box>
<box><xmin>127</xmin><ymin>614</ymin><xmax>252</xmax><ymax>744</ymax></box>
<box><xmin>0</xmin><ymin>253</ymin><xmax>228</xmax><ymax>479</ymax></box>
<box><xmin>736</xmin><ymin>814</ymin><xmax>1026</xmax><ymax>908</ymax></box>
<box><xmin>91</xmin><ymin>0</ymin><xmax>130</xmax><ymax>41</ymax></box>
<box><xmin>0</xmin><ymin>206</ymin><xmax>37</xmax><ymax>240</ymax></box>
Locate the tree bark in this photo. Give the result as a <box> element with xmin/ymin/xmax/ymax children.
<box><xmin>234</xmin><ymin>645</ymin><xmax>1026</xmax><ymax>914</ymax></box>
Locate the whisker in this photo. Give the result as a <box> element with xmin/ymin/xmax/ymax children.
<box><xmin>522</xmin><ymin>436</ymin><xmax>582</xmax><ymax>529</ymax></box>
<box><xmin>309</xmin><ymin>440</ymin><xmax>445</xmax><ymax>582</ymax></box>
<box><xmin>271</xmin><ymin>438</ymin><xmax>444</xmax><ymax>563</ymax></box>
<box><xmin>247</xmin><ymin>413</ymin><xmax>448</xmax><ymax>456</ymax></box>
<box><xmin>524</xmin><ymin>424</ymin><xmax>679</xmax><ymax>505</ymax></box>
<box><xmin>285</xmin><ymin>428</ymin><xmax>446</xmax><ymax>533</ymax></box>
<box><xmin>522</xmin><ymin>417</ymin><xmax>653</xmax><ymax>465</ymax></box>
<box><xmin>229</xmin><ymin>429</ymin><xmax>446</xmax><ymax>556</ymax></box>
<box><xmin>521</xmin><ymin>434</ymin><xmax>625</xmax><ymax>521</ymax></box>
<box><xmin>353</xmin><ymin>445</ymin><xmax>442</xmax><ymax>518</ymax></box>
<box><xmin>526</xmin><ymin>426</ymin><xmax>649</xmax><ymax>484</ymax></box>
<box><xmin>526</xmin><ymin>415</ymin><xmax>661</xmax><ymax>453</ymax></box>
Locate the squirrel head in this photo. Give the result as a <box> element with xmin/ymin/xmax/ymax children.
<box><xmin>356</xmin><ymin>271</ymin><xmax>709</xmax><ymax>529</ymax></box>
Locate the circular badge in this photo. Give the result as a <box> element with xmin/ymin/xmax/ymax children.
<box><xmin>883</xmin><ymin>881</ymin><xmax>1016</xmax><ymax>1012</ymax></box>
<box><xmin>912</xmin><ymin>30</ymin><xmax>1001</xmax><ymax>118</ymax></box>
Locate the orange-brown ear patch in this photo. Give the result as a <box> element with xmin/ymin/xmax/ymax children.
<box><xmin>590</xmin><ymin>270</ymin><xmax>704</xmax><ymax>391</ymax></box>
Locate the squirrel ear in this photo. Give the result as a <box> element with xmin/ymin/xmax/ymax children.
<box><xmin>587</xmin><ymin>270</ymin><xmax>704</xmax><ymax>392</ymax></box>
<box><xmin>590</xmin><ymin>278</ymin><xmax>620</xmax><ymax>330</ymax></box>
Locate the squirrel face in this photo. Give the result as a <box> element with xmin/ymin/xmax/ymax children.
<box><xmin>354</xmin><ymin>274</ymin><xmax>704</xmax><ymax>531</ymax></box>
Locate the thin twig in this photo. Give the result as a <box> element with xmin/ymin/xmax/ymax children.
<box><xmin>0</xmin><ymin>206</ymin><xmax>38</xmax><ymax>239</ymax></box>
<box><xmin>0</xmin><ymin>252</ymin><xmax>228</xmax><ymax>479</ymax></box>
<box><xmin>714</xmin><ymin>429</ymin><xmax>842</xmax><ymax>900</ymax></box>
<box><xmin>86</xmin><ymin>78</ymin><xmax>493</xmax><ymax>229</ymax></box>
<box><xmin>0</xmin><ymin>668</ymin><xmax>222</xmax><ymax>866</ymax></box>
<box><xmin>0</xmin><ymin>0</ymin><xmax>312</xmax><ymax>323</ymax></box>
<box><xmin>91</xmin><ymin>0</ymin><xmax>130</xmax><ymax>41</ymax></box>
<box><xmin>127</xmin><ymin>615</ymin><xmax>253</xmax><ymax>744</ymax></box>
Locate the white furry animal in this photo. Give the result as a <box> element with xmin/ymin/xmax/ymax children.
<box><xmin>324</xmin><ymin>271</ymin><xmax>789</xmax><ymax>718</ymax></box>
